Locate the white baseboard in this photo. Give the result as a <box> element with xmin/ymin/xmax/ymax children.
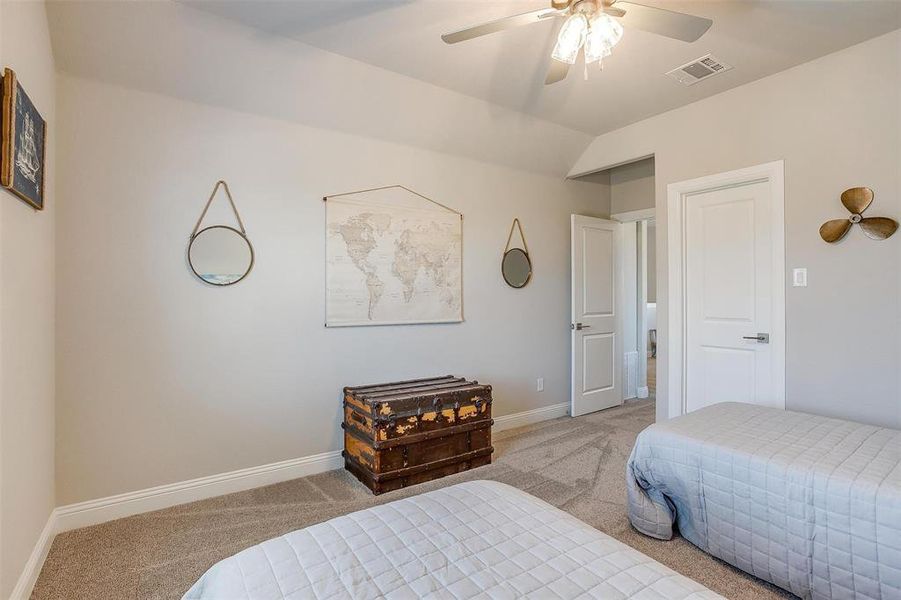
<box><xmin>493</xmin><ymin>402</ymin><xmax>569</xmax><ymax>432</ymax></box>
<box><xmin>10</xmin><ymin>513</ymin><xmax>56</xmax><ymax>600</ymax></box>
<box><xmin>55</xmin><ymin>449</ymin><xmax>345</xmax><ymax>533</ymax></box>
<box><xmin>16</xmin><ymin>402</ymin><xmax>569</xmax><ymax>597</ymax></box>
<box><xmin>55</xmin><ymin>401</ymin><xmax>570</xmax><ymax>534</ymax></box>
<box><xmin>12</xmin><ymin>451</ymin><xmax>342</xmax><ymax>598</ymax></box>
<box><xmin>637</xmin><ymin>386</ymin><xmax>649</xmax><ymax>399</ymax></box>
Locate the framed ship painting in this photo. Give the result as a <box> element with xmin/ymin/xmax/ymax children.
<box><xmin>1</xmin><ymin>68</ymin><xmax>46</xmax><ymax>210</ymax></box>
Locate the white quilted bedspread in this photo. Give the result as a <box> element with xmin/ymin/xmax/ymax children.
<box><xmin>627</xmin><ymin>402</ymin><xmax>901</xmax><ymax>600</ymax></box>
<box><xmin>184</xmin><ymin>480</ymin><xmax>721</xmax><ymax>599</ymax></box>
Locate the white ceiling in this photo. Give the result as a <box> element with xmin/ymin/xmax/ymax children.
<box><xmin>48</xmin><ymin>1</ymin><xmax>603</xmax><ymax>176</ymax></box>
<box><xmin>187</xmin><ymin>0</ymin><xmax>901</xmax><ymax>135</ymax></box>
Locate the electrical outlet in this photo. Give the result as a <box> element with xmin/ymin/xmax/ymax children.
<box><xmin>536</xmin><ymin>377</ymin><xmax>544</xmax><ymax>392</ymax></box>
<box><xmin>793</xmin><ymin>268</ymin><xmax>807</xmax><ymax>287</ymax></box>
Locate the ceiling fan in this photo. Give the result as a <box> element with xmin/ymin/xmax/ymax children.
<box><xmin>442</xmin><ymin>0</ymin><xmax>713</xmax><ymax>84</ymax></box>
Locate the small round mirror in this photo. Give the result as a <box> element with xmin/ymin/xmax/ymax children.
<box><xmin>188</xmin><ymin>225</ymin><xmax>254</xmax><ymax>286</ymax></box>
<box><xmin>502</xmin><ymin>248</ymin><xmax>531</xmax><ymax>288</ymax></box>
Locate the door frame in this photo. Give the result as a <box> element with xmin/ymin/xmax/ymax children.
<box><xmin>636</xmin><ymin>219</ymin><xmax>649</xmax><ymax>399</ymax></box>
<box><xmin>611</xmin><ymin>209</ymin><xmax>655</xmax><ymax>401</ymax></box>
<box><xmin>666</xmin><ymin>160</ymin><xmax>786</xmax><ymax>418</ymax></box>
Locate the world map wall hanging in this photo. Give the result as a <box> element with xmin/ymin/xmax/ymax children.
<box><xmin>323</xmin><ymin>185</ymin><xmax>463</xmax><ymax>327</ymax></box>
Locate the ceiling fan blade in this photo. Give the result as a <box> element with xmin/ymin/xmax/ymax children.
<box><xmin>603</xmin><ymin>6</ymin><xmax>626</xmax><ymax>18</ymax></box>
<box><xmin>545</xmin><ymin>58</ymin><xmax>571</xmax><ymax>85</ymax></box>
<box><xmin>819</xmin><ymin>219</ymin><xmax>852</xmax><ymax>243</ymax></box>
<box><xmin>442</xmin><ymin>8</ymin><xmax>560</xmax><ymax>44</ymax></box>
<box><xmin>859</xmin><ymin>217</ymin><xmax>898</xmax><ymax>240</ymax></box>
<box><xmin>614</xmin><ymin>1</ymin><xmax>712</xmax><ymax>42</ymax></box>
<box><xmin>840</xmin><ymin>186</ymin><xmax>874</xmax><ymax>215</ymax></box>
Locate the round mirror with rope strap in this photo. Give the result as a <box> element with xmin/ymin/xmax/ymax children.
<box><xmin>502</xmin><ymin>218</ymin><xmax>532</xmax><ymax>288</ymax></box>
<box><xmin>188</xmin><ymin>180</ymin><xmax>254</xmax><ymax>286</ymax></box>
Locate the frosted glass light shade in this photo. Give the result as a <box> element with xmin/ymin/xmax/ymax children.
<box><xmin>585</xmin><ymin>13</ymin><xmax>623</xmax><ymax>64</ymax></box>
<box><xmin>552</xmin><ymin>13</ymin><xmax>588</xmax><ymax>64</ymax></box>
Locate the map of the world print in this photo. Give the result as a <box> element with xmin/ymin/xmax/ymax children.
<box><xmin>325</xmin><ymin>186</ymin><xmax>462</xmax><ymax>327</ymax></box>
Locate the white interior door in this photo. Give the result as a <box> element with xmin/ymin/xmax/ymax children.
<box><xmin>571</xmin><ymin>215</ymin><xmax>623</xmax><ymax>417</ymax></box>
<box><xmin>684</xmin><ymin>180</ymin><xmax>782</xmax><ymax>412</ymax></box>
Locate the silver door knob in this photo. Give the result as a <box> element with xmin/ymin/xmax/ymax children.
<box><xmin>742</xmin><ymin>333</ymin><xmax>769</xmax><ymax>343</ymax></box>
<box><xmin>572</xmin><ymin>323</ymin><xmax>591</xmax><ymax>331</ymax></box>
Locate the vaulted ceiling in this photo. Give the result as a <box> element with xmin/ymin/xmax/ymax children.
<box><xmin>188</xmin><ymin>0</ymin><xmax>901</xmax><ymax>135</ymax></box>
<box><xmin>46</xmin><ymin>1</ymin><xmax>900</xmax><ymax>176</ymax></box>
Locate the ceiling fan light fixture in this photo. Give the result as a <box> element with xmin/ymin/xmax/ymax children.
<box><xmin>552</xmin><ymin>13</ymin><xmax>588</xmax><ymax>64</ymax></box>
<box><xmin>441</xmin><ymin>0</ymin><xmax>713</xmax><ymax>86</ymax></box>
<box><xmin>584</xmin><ymin>13</ymin><xmax>623</xmax><ymax>64</ymax></box>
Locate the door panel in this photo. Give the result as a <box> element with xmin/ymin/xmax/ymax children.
<box><xmin>583</xmin><ymin>333</ymin><xmax>615</xmax><ymax>393</ymax></box>
<box><xmin>582</xmin><ymin>228</ymin><xmax>615</xmax><ymax>316</ymax></box>
<box><xmin>685</xmin><ymin>180</ymin><xmax>774</xmax><ymax>413</ymax></box>
<box><xmin>698</xmin><ymin>346</ymin><xmax>755</xmax><ymax>406</ymax></box>
<box><xmin>700</xmin><ymin>199</ymin><xmax>755</xmax><ymax>320</ymax></box>
<box><xmin>572</xmin><ymin>215</ymin><xmax>622</xmax><ymax>417</ymax></box>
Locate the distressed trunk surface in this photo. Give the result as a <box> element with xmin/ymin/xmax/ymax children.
<box><xmin>342</xmin><ymin>376</ymin><xmax>493</xmax><ymax>494</ymax></box>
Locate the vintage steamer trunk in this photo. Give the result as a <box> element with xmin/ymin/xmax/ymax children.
<box><xmin>342</xmin><ymin>376</ymin><xmax>493</xmax><ymax>494</ymax></box>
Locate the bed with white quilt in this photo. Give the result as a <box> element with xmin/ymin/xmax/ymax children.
<box><xmin>184</xmin><ymin>480</ymin><xmax>721</xmax><ymax>599</ymax></box>
<box><xmin>627</xmin><ymin>402</ymin><xmax>901</xmax><ymax>600</ymax></box>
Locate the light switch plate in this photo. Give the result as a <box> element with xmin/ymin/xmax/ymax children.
<box><xmin>793</xmin><ymin>268</ymin><xmax>807</xmax><ymax>287</ymax></box>
<box><xmin>536</xmin><ymin>377</ymin><xmax>544</xmax><ymax>392</ymax></box>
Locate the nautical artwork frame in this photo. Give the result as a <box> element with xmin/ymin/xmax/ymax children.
<box><xmin>1</xmin><ymin>68</ymin><xmax>47</xmax><ymax>210</ymax></box>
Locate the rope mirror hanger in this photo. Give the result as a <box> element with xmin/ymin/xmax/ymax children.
<box><xmin>502</xmin><ymin>218</ymin><xmax>532</xmax><ymax>288</ymax></box>
<box><xmin>188</xmin><ymin>180</ymin><xmax>255</xmax><ymax>287</ymax></box>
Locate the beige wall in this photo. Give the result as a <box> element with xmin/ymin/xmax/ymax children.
<box><xmin>54</xmin><ymin>74</ymin><xmax>610</xmax><ymax>505</ymax></box>
<box><xmin>0</xmin><ymin>1</ymin><xmax>56</xmax><ymax>596</ymax></box>
<box><xmin>571</xmin><ymin>30</ymin><xmax>901</xmax><ymax>428</ymax></box>
<box><xmin>610</xmin><ymin>158</ymin><xmax>655</xmax><ymax>215</ymax></box>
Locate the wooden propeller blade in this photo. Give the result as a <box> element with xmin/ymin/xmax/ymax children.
<box><xmin>819</xmin><ymin>219</ymin><xmax>852</xmax><ymax>243</ymax></box>
<box><xmin>545</xmin><ymin>58</ymin><xmax>571</xmax><ymax>85</ymax></box>
<box><xmin>859</xmin><ymin>217</ymin><xmax>898</xmax><ymax>240</ymax></box>
<box><xmin>615</xmin><ymin>1</ymin><xmax>712</xmax><ymax>42</ymax></box>
<box><xmin>442</xmin><ymin>8</ymin><xmax>560</xmax><ymax>44</ymax></box>
<box><xmin>840</xmin><ymin>187</ymin><xmax>874</xmax><ymax>215</ymax></box>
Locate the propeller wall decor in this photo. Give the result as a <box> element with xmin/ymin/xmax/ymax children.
<box><xmin>442</xmin><ymin>0</ymin><xmax>713</xmax><ymax>85</ymax></box>
<box><xmin>819</xmin><ymin>187</ymin><xmax>898</xmax><ymax>243</ymax></box>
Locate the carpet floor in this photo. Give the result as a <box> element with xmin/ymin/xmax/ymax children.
<box><xmin>32</xmin><ymin>399</ymin><xmax>792</xmax><ymax>599</ymax></box>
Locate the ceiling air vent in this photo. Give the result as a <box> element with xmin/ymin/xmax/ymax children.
<box><xmin>666</xmin><ymin>54</ymin><xmax>732</xmax><ymax>86</ymax></box>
